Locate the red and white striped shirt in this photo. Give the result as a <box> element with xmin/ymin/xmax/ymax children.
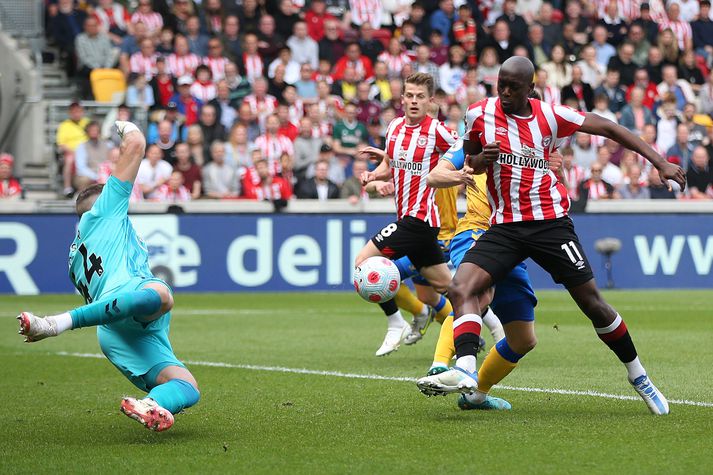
<box><xmin>659</xmin><ymin>19</ymin><xmax>692</xmax><ymax>50</ymax></box>
<box><xmin>203</xmin><ymin>56</ymin><xmax>229</xmax><ymax>81</ymax></box>
<box><xmin>377</xmin><ymin>51</ymin><xmax>412</xmax><ymax>78</ymax></box>
<box><xmin>94</xmin><ymin>3</ymin><xmax>130</xmax><ymax>33</ymax></box>
<box><xmin>129</xmin><ymin>52</ymin><xmax>158</xmax><ymax>79</ymax></box>
<box><xmin>386</xmin><ymin>116</ymin><xmax>456</xmax><ymax>226</ymax></box>
<box><xmin>465</xmin><ymin>97</ymin><xmax>586</xmax><ymax>224</ymax></box>
<box><xmin>288</xmin><ymin>100</ymin><xmax>304</xmax><ymax>126</ymax></box>
<box><xmin>153</xmin><ymin>184</ymin><xmax>192</xmax><ymax>202</ymax></box>
<box><xmin>595</xmin><ymin>0</ymin><xmax>667</xmax><ymax>22</ymax></box>
<box><xmin>536</xmin><ymin>86</ymin><xmax>561</xmax><ymax>106</ymax></box>
<box><xmin>349</xmin><ymin>0</ymin><xmax>382</xmax><ymax>28</ymax></box>
<box><xmin>243</xmin><ymin>53</ymin><xmax>264</xmax><ymax>83</ymax></box>
<box><xmin>130</xmin><ymin>11</ymin><xmax>163</xmax><ymax>35</ymax></box>
<box><xmin>562</xmin><ymin>164</ymin><xmax>585</xmax><ymax>200</ymax></box>
<box><xmin>166</xmin><ymin>53</ymin><xmax>202</xmax><ymax>77</ymax></box>
<box><xmin>190</xmin><ymin>81</ymin><xmax>217</xmax><ymax>102</ymax></box>
<box><xmin>254</xmin><ymin>133</ymin><xmax>294</xmax><ymax>171</ymax></box>
<box><xmin>243</xmin><ymin>94</ymin><xmax>278</xmax><ymax>125</ymax></box>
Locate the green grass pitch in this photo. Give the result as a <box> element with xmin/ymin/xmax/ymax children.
<box><xmin>1</xmin><ymin>290</ymin><xmax>712</xmax><ymax>474</ymax></box>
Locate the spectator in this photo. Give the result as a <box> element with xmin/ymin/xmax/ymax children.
<box><xmin>200</xmin><ymin>0</ymin><xmax>224</xmax><ymax>36</ymax></box>
<box><xmin>399</xmin><ymin>21</ymin><xmax>423</xmax><ymax>57</ymax></box>
<box><xmin>203</xmin><ymin>142</ymin><xmax>240</xmax><ymax>198</ymax></box>
<box><xmin>497</xmin><ymin>0</ymin><xmax>528</xmax><ymax>46</ymax></box>
<box><xmin>438</xmin><ymin>45</ymin><xmax>467</xmax><ymax>95</ymax></box>
<box><xmin>332</xmin><ymin>66</ymin><xmax>360</xmax><ymax>102</ymax></box>
<box><xmin>287</xmin><ymin>21</ymin><xmax>319</xmax><ymax>70</ymax></box>
<box><xmin>591</xmin><ymin>93</ymin><xmax>618</xmax><ymax>128</ymax></box>
<box><xmin>129</xmin><ymin>38</ymin><xmax>158</xmax><ymax>80</ymax></box>
<box><xmin>294</xmin><ymin>63</ymin><xmax>319</xmax><ymax>101</ymax></box>
<box><xmin>305</xmin><ymin>103</ymin><xmax>332</xmax><ymax>142</ymax></box>
<box><xmin>276</xmin><ymin>103</ymin><xmax>299</xmax><ymax>141</ymax></box>
<box><xmin>618</xmin><ymin>164</ymin><xmax>651</xmax><ymax>199</ymax></box>
<box><xmin>562</xmin><ymin>65</ymin><xmax>594</xmax><ymax>112</ymax></box>
<box><xmin>591</xmin><ymin>24</ymin><xmax>616</xmax><ymax>68</ymax></box>
<box><xmin>572</xmin><ymin>162</ymin><xmax>615</xmax><ymax>212</ymax></box>
<box><xmin>238</xmin><ymin>0</ymin><xmax>262</xmax><ymax>36</ymax></box>
<box><xmin>627</xmin><ymin>23</ymin><xmax>651</xmax><ymax>67</ymax></box>
<box><xmin>241</xmin><ymin>33</ymin><xmax>265</xmax><ymax>83</ymax></box>
<box><xmin>656</xmin><ymin>97</ymin><xmax>680</xmax><ymax>153</ymax></box>
<box><xmin>186</xmin><ymin>15</ymin><xmax>209</xmax><ymax>56</ymax></box>
<box><xmin>409</xmin><ymin>2</ymin><xmax>431</xmax><ymax>41</ymax></box>
<box><xmin>190</xmin><ymin>65</ymin><xmax>217</xmax><ymax>103</ymax></box>
<box><xmin>539</xmin><ymin>2</ymin><xmax>563</xmax><ymax>46</ymax></box>
<box><xmin>56</xmin><ymin>102</ymin><xmax>89</xmax><ymax>197</ymax></box>
<box><xmin>378</xmin><ymin>38</ymin><xmax>412</xmax><ymax>79</ymax></box>
<box><xmin>333</xmin><ymin>43</ymin><xmax>374</xmax><ymax>81</ymax></box>
<box><xmin>429</xmin><ymin>0</ymin><xmax>455</xmax><ymax>46</ymax></box>
<box><xmin>154</xmin><ymin>171</ymin><xmax>192</xmax><ymax>202</ymax></box>
<box><xmin>274</xmin><ymin>0</ymin><xmax>301</xmax><ymax>39</ymax></box>
<box><xmin>593</xmin><ymin>69</ymin><xmax>627</xmax><ymax>115</ymax></box>
<box><xmin>137</xmin><ymin>144</ymin><xmax>173</xmax><ymax>199</ymax></box>
<box><xmin>646</xmin><ymin>46</ymin><xmax>665</xmax><ymax>84</ymax></box>
<box><xmin>413</xmin><ymin>45</ymin><xmax>440</xmax><ymax>88</ymax></box>
<box><xmin>0</xmin><ymin>154</ymin><xmax>22</xmax><ymax>199</ymax></box>
<box><xmin>698</xmin><ymin>69</ymin><xmax>713</xmax><ymax>116</ymax></box>
<box><xmin>236</xmin><ymin>102</ymin><xmax>262</xmax><ymax>143</ymax></box>
<box><xmin>366</xmin><ymin>117</ymin><xmax>385</xmax><ymax>149</ymax></box>
<box><xmin>282</xmin><ymin>86</ymin><xmax>304</xmax><ymax>126</ymax></box>
<box><xmin>75</xmin><ymin>17</ymin><xmax>115</xmax><ymax>99</ymax></box>
<box><xmin>296</xmin><ymin>160</ymin><xmax>340</xmax><ymax>199</ymax></box>
<box><xmin>625</xmin><ymin>68</ymin><xmax>659</xmax><ymax>111</ymax></box>
<box><xmin>354</xmin><ymin>82</ymin><xmax>382</xmax><ymax>124</ymax></box>
<box><xmin>691</xmin><ymin>1</ymin><xmax>713</xmax><ymax>62</ymax></box>
<box><xmin>672</xmin><ymin>0</ymin><xmax>700</xmax><ymax>22</ymax></box>
<box><xmin>597</xmin><ymin>0</ymin><xmax>628</xmax><ymax>45</ymax></box>
<box><xmin>166</xmin><ymin>35</ymin><xmax>201</xmax><ymax>77</ymax></box>
<box><xmin>687</xmin><ymin>146</ymin><xmax>713</xmax><ymax>199</ymax></box>
<box><xmin>678</xmin><ymin>49</ymin><xmax>705</xmax><ymax>93</ymax></box>
<box><xmin>268</xmin><ymin>47</ymin><xmax>301</xmax><ymax>84</ymax></box>
<box><xmin>667</xmin><ymin>123</ymin><xmax>695</xmax><ymax>171</ymax></box>
<box><xmin>166</xmin><ymin>0</ymin><xmax>193</xmax><ymax>35</ymax></box>
<box><xmin>198</xmin><ymin>104</ymin><xmax>226</xmax><ymax>161</ymax></box>
<box><xmin>173</xmin><ymin>143</ymin><xmax>202</xmax><ymax>199</ymax></box>
<box><xmin>294</xmin><ymin>118</ymin><xmax>323</xmax><ymax>183</ymax></box>
<box><xmin>221</xmin><ymin>15</ymin><xmax>243</xmax><ymax>64</ymax></box>
<box><xmin>242</xmin><ymin>156</ymin><xmax>293</xmax><ymax>201</ymax></box>
<box><xmin>119</xmin><ymin>21</ymin><xmax>148</xmax><ymax>73</ymax></box>
<box><xmin>224</xmin><ymin>61</ymin><xmax>252</xmax><ymax>103</ymax></box>
<box><xmin>150</xmin><ymin>57</ymin><xmax>176</xmax><ymax>108</ymax></box>
<box><xmin>244</xmin><ymin>77</ymin><xmax>279</xmax><ymax>127</ymax></box>
<box><xmin>73</xmin><ymin>121</ymin><xmax>112</xmax><ymax>192</ymax></box>
<box><xmin>152</xmin><ymin>119</ymin><xmax>179</xmax><ymax>165</ymax></box>
<box><xmin>534</xmin><ymin>68</ymin><xmax>561</xmax><ymax>105</ymax></box>
<box><xmin>92</xmin><ymin>0</ymin><xmax>130</xmax><ymax>45</ymax></box>
<box><xmin>319</xmin><ymin>20</ymin><xmax>347</xmax><ymax>65</ymax></box>
<box><xmin>186</xmin><ymin>125</ymin><xmax>207</xmax><ymax>166</ymax></box>
<box><xmin>682</xmin><ymin>102</ymin><xmax>707</xmax><ymax>146</ymax></box>
<box><xmin>126</xmin><ymin>73</ymin><xmax>155</xmax><ymax>109</ymax></box>
<box><xmin>607</xmin><ymin>42</ymin><xmax>637</xmax><ymax>87</ymax></box>
<box><xmin>481</xmin><ymin>19</ymin><xmax>516</xmax><ymax>65</ymax></box>
<box><xmin>305</xmin><ymin>0</ymin><xmax>336</xmax><ymax>41</ymax></box>
<box><xmin>333</xmin><ymin>103</ymin><xmax>367</xmax><ymax>158</ymax></box>
<box><xmin>444</xmin><ymin>103</ymin><xmax>465</xmax><ymax>136</ymax></box>
<box><xmin>130</xmin><ymin>0</ymin><xmax>163</xmax><ymax>37</ymax></box>
<box><xmin>660</xmin><ymin>3</ymin><xmax>693</xmax><ymax>51</ymax></box>
<box><xmin>541</xmin><ymin>44</ymin><xmax>573</xmax><ymax>90</ymax></box>
<box><xmin>255</xmin><ymin>114</ymin><xmax>294</xmax><ymax>172</ymax></box>
<box><xmin>648</xmin><ymin>165</ymin><xmax>678</xmax><ymax>199</ymax></box>
<box><xmin>49</xmin><ymin>0</ymin><xmax>88</xmax><ymax>75</ymax></box>
<box><xmin>634</xmin><ymin>2</ymin><xmax>661</xmax><ymax>44</ymax></box>
<box><xmin>657</xmin><ymin>28</ymin><xmax>681</xmax><ymax>64</ymax></box>
<box><xmin>560</xmin><ymin>146</ymin><xmax>585</xmax><ymax>200</ymax></box>
<box><xmin>619</xmin><ymin>87</ymin><xmax>655</xmax><ymax>135</ymax></box>
<box><xmin>209</xmin><ymin>80</ymin><xmax>238</xmax><ymax>131</ymax></box>
<box><xmin>590</xmin><ymin>145</ymin><xmax>623</xmax><ymax>186</ymax></box>
<box><xmin>340</xmin><ymin>158</ymin><xmax>369</xmax><ymax>203</ymax></box>
<box><xmin>528</xmin><ymin>23</ymin><xmax>552</xmax><ymax>68</ymax></box>
<box><xmin>204</xmin><ymin>37</ymin><xmax>230</xmax><ymax>81</ymax></box>
<box><xmin>313</xmin><ymin>143</ymin><xmax>346</xmax><ymax>185</ymax></box>
<box><xmin>317</xmin><ymin>80</ymin><xmax>345</xmax><ymax>123</ymax></box>
<box><xmin>257</xmin><ymin>15</ymin><xmax>285</xmax><ymax>65</ymax></box>
<box><xmin>169</xmin><ymin>75</ymin><xmax>202</xmax><ymax>126</ymax></box>
<box><xmin>224</xmin><ymin>123</ymin><xmax>253</xmax><ymax>169</ymax></box>
<box><xmin>452</xmin><ymin>5</ymin><xmax>477</xmax><ymax>64</ymax></box>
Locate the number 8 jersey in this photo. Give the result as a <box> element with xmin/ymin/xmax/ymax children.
<box><xmin>68</xmin><ymin>176</ymin><xmax>153</xmax><ymax>303</ymax></box>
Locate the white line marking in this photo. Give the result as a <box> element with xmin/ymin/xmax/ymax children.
<box><xmin>54</xmin><ymin>352</ymin><xmax>713</xmax><ymax>408</ymax></box>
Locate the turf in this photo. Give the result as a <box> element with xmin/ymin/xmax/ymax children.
<box><xmin>1</xmin><ymin>290</ymin><xmax>712</xmax><ymax>474</ymax></box>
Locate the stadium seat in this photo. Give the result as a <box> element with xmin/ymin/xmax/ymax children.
<box><xmin>90</xmin><ymin>69</ymin><xmax>126</xmax><ymax>103</ymax></box>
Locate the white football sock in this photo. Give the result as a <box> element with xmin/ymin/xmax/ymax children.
<box><xmin>456</xmin><ymin>355</ymin><xmax>477</xmax><ymax>373</ymax></box>
<box><xmin>47</xmin><ymin>312</ymin><xmax>73</xmax><ymax>334</ymax></box>
<box><xmin>482</xmin><ymin>307</ymin><xmax>505</xmax><ymax>341</ymax></box>
<box><xmin>386</xmin><ymin>311</ymin><xmax>408</xmax><ymax>328</ymax></box>
<box><xmin>625</xmin><ymin>356</ymin><xmax>646</xmax><ymax>381</ymax></box>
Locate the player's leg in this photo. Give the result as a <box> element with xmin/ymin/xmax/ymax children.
<box><xmin>17</xmin><ymin>282</ymin><xmax>173</xmax><ymax>342</ymax></box>
<box><xmin>392</xmin><ymin>256</ymin><xmax>434</xmax><ymax>328</ymax></box>
<box><xmin>528</xmin><ymin>217</ymin><xmax>669</xmax><ymax>415</ymax></box>
<box><xmin>356</xmin><ymin>225</ymin><xmax>410</xmax><ymax>356</ymax></box>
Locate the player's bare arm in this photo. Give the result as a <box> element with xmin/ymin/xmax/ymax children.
<box><xmin>364</xmin><ymin>179</ymin><xmax>394</xmax><ymax>197</ymax></box>
<box><xmin>427</xmin><ymin>159</ymin><xmax>475</xmax><ymax>188</ymax></box>
<box><xmin>579</xmin><ymin>113</ymin><xmax>686</xmax><ymax>190</ymax></box>
<box><xmin>464</xmin><ymin>139</ymin><xmax>501</xmax><ymax>175</ymax></box>
<box><xmin>112</xmin><ymin>121</ymin><xmax>147</xmax><ymax>184</ymax></box>
<box><xmin>359</xmin><ymin>148</ymin><xmax>392</xmax><ymax>185</ymax></box>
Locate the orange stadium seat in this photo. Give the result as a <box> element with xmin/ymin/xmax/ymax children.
<box><xmin>90</xmin><ymin>69</ymin><xmax>127</xmax><ymax>103</ymax></box>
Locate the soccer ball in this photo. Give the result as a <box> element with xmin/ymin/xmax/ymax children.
<box><xmin>353</xmin><ymin>256</ymin><xmax>401</xmax><ymax>303</ymax></box>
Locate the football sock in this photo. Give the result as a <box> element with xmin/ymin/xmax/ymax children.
<box><xmin>68</xmin><ymin>288</ymin><xmax>162</xmax><ymax>329</ymax></box>
<box><xmin>432</xmin><ymin>315</ymin><xmax>455</xmax><ymax>366</ymax></box>
<box><xmin>394</xmin><ymin>285</ymin><xmax>426</xmax><ymax>317</ymax></box>
<box><xmin>47</xmin><ymin>313</ymin><xmax>73</xmax><ymax>334</ymax></box>
<box><xmin>434</xmin><ymin>295</ymin><xmax>453</xmax><ymax>324</ymax></box>
<box><xmin>594</xmin><ymin>314</ymin><xmax>644</xmax><ymax>380</ymax></box>
<box><xmin>482</xmin><ymin>306</ymin><xmax>505</xmax><ymax>341</ymax></box>
<box><xmin>380</xmin><ymin>298</ymin><xmax>408</xmax><ymax>327</ymax></box>
<box><xmin>147</xmin><ymin>379</ymin><xmax>200</xmax><ymax>414</ymax></box>
<box><xmin>477</xmin><ymin>339</ymin><xmax>523</xmax><ymax>394</ymax></box>
<box><xmin>454</xmin><ymin>313</ymin><xmax>482</xmax><ymax>373</ymax></box>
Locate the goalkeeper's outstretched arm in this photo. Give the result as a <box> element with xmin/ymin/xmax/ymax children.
<box><xmin>112</xmin><ymin>121</ymin><xmax>146</xmax><ymax>184</ymax></box>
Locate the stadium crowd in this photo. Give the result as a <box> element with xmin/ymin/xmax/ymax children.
<box><xmin>27</xmin><ymin>0</ymin><xmax>713</xmax><ymax>205</ymax></box>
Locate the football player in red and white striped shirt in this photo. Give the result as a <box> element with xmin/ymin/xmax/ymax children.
<box><xmin>355</xmin><ymin>73</ymin><xmax>456</xmax><ymax>356</ymax></box>
<box><xmin>424</xmin><ymin>57</ymin><xmax>685</xmax><ymax>415</ymax></box>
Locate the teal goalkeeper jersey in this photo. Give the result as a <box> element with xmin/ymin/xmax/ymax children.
<box><xmin>68</xmin><ymin>176</ymin><xmax>153</xmax><ymax>303</ymax></box>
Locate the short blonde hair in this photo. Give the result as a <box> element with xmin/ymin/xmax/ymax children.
<box><xmin>405</xmin><ymin>72</ymin><xmax>435</xmax><ymax>96</ymax></box>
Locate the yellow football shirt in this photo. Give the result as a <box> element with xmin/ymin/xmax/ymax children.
<box><xmin>56</xmin><ymin>118</ymin><xmax>90</xmax><ymax>152</ymax></box>
<box><xmin>436</xmin><ymin>186</ymin><xmax>458</xmax><ymax>241</ymax></box>
<box><xmin>455</xmin><ymin>172</ymin><xmax>491</xmax><ymax>234</ymax></box>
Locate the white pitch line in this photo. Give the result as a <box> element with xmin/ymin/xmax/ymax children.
<box><xmin>54</xmin><ymin>351</ymin><xmax>713</xmax><ymax>408</ymax></box>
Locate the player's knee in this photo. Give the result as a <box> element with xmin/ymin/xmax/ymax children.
<box><xmin>446</xmin><ymin>280</ymin><xmax>468</xmax><ymax>307</ymax></box>
<box><xmin>149</xmin><ymin>285</ymin><xmax>173</xmax><ymax>313</ymax></box>
<box><xmin>507</xmin><ymin>334</ymin><xmax>537</xmax><ymax>355</ymax></box>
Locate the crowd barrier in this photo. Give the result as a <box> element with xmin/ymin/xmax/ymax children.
<box><xmin>0</xmin><ymin>212</ymin><xmax>711</xmax><ymax>294</ymax></box>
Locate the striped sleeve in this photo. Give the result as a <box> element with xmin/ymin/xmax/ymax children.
<box><xmin>552</xmin><ymin>105</ymin><xmax>585</xmax><ymax>138</ymax></box>
<box><xmin>464</xmin><ymin>101</ymin><xmax>485</xmax><ymax>143</ymax></box>
<box><xmin>435</xmin><ymin>122</ymin><xmax>457</xmax><ymax>152</ymax></box>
